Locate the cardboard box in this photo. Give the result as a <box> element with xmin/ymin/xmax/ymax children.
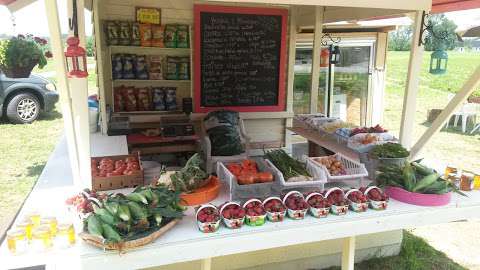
<box><xmin>91</xmin><ymin>153</ymin><xmax>144</xmax><ymax>191</ymax></box>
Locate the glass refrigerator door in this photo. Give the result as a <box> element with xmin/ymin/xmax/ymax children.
<box><xmin>293</xmin><ymin>48</ymin><xmax>329</xmax><ymax>115</ymax></box>
<box><xmin>328</xmin><ymin>45</ymin><xmax>372</xmax><ymax>126</ymax></box>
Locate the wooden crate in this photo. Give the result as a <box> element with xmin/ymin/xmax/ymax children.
<box><xmin>91</xmin><ymin>153</ymin><xmax>144</xmax><ymax>191</ymax></box>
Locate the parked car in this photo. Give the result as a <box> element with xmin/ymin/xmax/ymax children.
<box><xmin>0</xmin><ymin>72</ymin><xmax>59</xmax><ymax>124</ymax></box>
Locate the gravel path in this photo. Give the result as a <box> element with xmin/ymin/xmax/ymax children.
<box><xmin>412</xmin><ymin>220</ymin><xmax>480</xmax><ymax>270</ymax></box>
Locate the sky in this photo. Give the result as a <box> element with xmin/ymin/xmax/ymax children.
<box><xmin>0</xmin><ymin>2</ymin><xmax>478</xmax><ymax>37</ymax></box>
<box><xmin>0</xmin><ymin>0</ymin><xmax>92</xmax><ymax>37</ymax></box>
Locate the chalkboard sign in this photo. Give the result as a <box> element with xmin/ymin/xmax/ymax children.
<box><xmin>194</xmin><ymin>5</ymin><xmax>288</xmax><ymax>112</ymax></box>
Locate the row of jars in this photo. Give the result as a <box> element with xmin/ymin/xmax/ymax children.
<box><xmin>6</xmin><ymin>211</ymin><xmax>76</xmax><ymax>255</ymax></box>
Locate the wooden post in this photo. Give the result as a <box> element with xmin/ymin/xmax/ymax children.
<box><xmin>341</xmin><ymin>236</ymin><xmax>356</xmax><ymax>270</ymax></box>
<box><xmin>410</xmin><ymin>65</ymin><xmax>480</xmax><ymax>158</ymax></box>
<box><xmin>44</xmin><ymin>0</ymin><xmax>82</xmax><ymax>187</ymax></box>
<box><xmin>310</xmin><ymin>6</ymin><xmax>324</xmax><ymax>114</ymax></box>
<box><xmin>67</xmin><ymin>0</ymin><xmax>92</xmax><ymax>189</ymax></box>
<box><xmin>200</xmin><ymin>258</ymin><xmax>212</xmax><ymax>270</ymax></box>
<box><xmin>285</xmin><ymin>6</ymin><xmax>298</xmax><ymax>149</ymax></box>
<box><xmin>92</xmin><ymin>0</ymin><xmax>109</xmax><ymax>134</ymax></box>
<box><xmin>399</xmin><ymin>11</ymin><xmax>425</xmax><ymax>149</ymax></box>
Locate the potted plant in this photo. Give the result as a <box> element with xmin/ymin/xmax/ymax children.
<box><xmin>0</xmin><ymin>34</ymin><xmax>52</xmax><ymax>78</ymax></box>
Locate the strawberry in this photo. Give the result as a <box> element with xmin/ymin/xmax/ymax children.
<box><xmin>197</xmin><ymin>207</ymin><xmax>220</xmax><ymax>223</ymax></box>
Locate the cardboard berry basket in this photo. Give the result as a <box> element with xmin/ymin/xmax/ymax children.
<box><xmin>345</xmin><ymin>189</ymin><xmax>368</xmax><ymax>213</ymax></box>
<box><xmin>305</xmin><ymin>192</ymin><xmax>330</xmax><ymax>218</ymax></box>
<box><xmin>195</xmin><ymin>204</ymin><xmax>221</xmax><ymax>233</ymax></box>
<box><xmin>262</xmin><ymin>196</ymin><xmax>286</xmax><ymax>222</ymax></box>
<box><xmin>364</xmin><ymin>186</ymin><xmax>389</xmax><ymax>210</ymax></box>
<box><xmin>243</xmin><ymin>199</ymin><xmax>267</xmax><ymax>226</ymax></box>
<box><xmin>325</xmin><ymin>187</ymin><xmax>348</xmax><ymax>216</ymax></box>
<box><xmin>91</xmin><ymin>152</ymin><xmax>144</xmax><ymax>191</ymax></box>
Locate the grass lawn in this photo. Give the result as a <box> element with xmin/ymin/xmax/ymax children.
<box><xmin>0</xmin><ymin>105</ymin><xmax>63</xmax><ymax>235</ymax></box>
<box><xmin>32</xmin><ymin>56</ymin><xmax>98</xmax><ymax>94</ymax></box>
<box><xmin>384</xmin><ymin>51</ymin><xmax>480</xmax><ymax>172</ymax></box>
<box><xmin>323</xmin><ymin>231</ymin><xmax>466</xmax><ymax>270</ymax></box>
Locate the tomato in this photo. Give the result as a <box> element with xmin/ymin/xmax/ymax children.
<box><xmin>127</xmin><ymin>163</ymin><xmax>140</xmax><ymax>170</ymax></box>
<box><xmin>115</xmin><ymin>160</ymin><xmax>125</xmax><ymax>169</ymax></box>
<box><xmin>97</xmin><ymin>170</ymin><xmax>107</xmax><ymax>177</ymax></box>
<box><xmin>256</xmin><ymin>172</ymin><xmax>274</xmax><ymax>183</ymax></box>
<box><xmin>99</xmin><ymin>158</ymin><xmax>114</xmax><ymax>165</ymax></box>
<box><xmin>125</xmin><ymin>157</ymin><xmax>137</xmax><ymax>163</ymax></box>
<box><xmin>227</xmin><ymin>163</ymin><xmax>242</xmax><ymax>176</ymax></box>
<box><xmin>242</xmin><ymin>160</ymin><xmax>257</xmax><ymax>171</ymax></box>
<box><xmin>107</xmin><ymin>171</ymin><xmax>122</xmax><ymax>177</ymax></box>
<box><xmin>237</xmin><ymin>174</ymin><xmax>255</xmax><ymax>185</ymax></box>
<box><xmin>125</xmin><ymin>170</ymin><xmax>136</xmax><ymax>175</ymax></box>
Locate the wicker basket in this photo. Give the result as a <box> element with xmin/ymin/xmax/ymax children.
<box><xmin>80</xmin><ymin>219</ymin><xmax>179</xmax><ymax>251</ymax></box>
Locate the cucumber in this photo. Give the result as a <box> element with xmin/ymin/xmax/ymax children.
<box><xmin>413</xmin><ymin>173</ymin><xmax>439</xmax><ymax>193</ymax></box>
<box><xmin>87</xmin><ymin>215</ymin><xmax>103</xmax><ymax>238</ymax></box>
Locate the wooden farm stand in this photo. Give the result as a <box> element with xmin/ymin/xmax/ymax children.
<box><xmin>1</xmin><ymin>0</ymin><xmax>480</xmax><ymax>270</ymax></box>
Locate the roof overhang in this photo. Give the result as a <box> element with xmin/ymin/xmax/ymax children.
<box><xmin>432</xmin><ymin>0</ymin><xmax>480</xmax><ymax>13</ymax></box>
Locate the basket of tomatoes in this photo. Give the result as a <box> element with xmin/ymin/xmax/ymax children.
<box><xmin>217</xmin><ymin>159</ymin><xmax>280</xmax><ymax>201</ymax></box>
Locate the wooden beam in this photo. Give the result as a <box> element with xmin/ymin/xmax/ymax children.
<box><xmin>341</xmin><ymin>236</ymin><xmax>356</xmax><ymax>270</ymax></box>
<box><xmin>44</xmin><ymin>0</ymin><xmax>82</xmax><ymax>187</ymax></box>
<box><xmin>92</xmin><ymin>0</ymin><xmax>109</xmax><ymax>134</ymax></box>
<box><xmin>285</xmin><ymin>6</ymin><xmax>297</xmax><ymax>150</ymax></box>
<box><xmin>399</xmin><ymin>11</ymin><xmax>425</xmax><ymax>149</ymax></box>
<box><xmin>200</xmin><ymin>258</ymin><xmax>212</xmax><ymax>270</ymax></box>
<box><xmin>410</xmin><ymin>65</ymin><xmax>480</xmax><ymax>158</ymax></box>
<box><xmin>67</xmin><ymin>0</ymin><xmax>92</xmax><ymax>189</ymax></box>
<box><xmin>310</xmin><ymin>6</ymin><xmax>324</xmax><ymax>114</ymax></box>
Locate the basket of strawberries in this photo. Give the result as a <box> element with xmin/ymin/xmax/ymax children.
<box><xmin>305</xmin><ymin>192</ymin><xmax>330</xmax><ymax>218</ymax></box>
<box><xmin>243</xmin><ymin>199</ymin><xmax>267</xmax><ymax>226</ymax></box>
<box><xmin>282</xmin><ymin>191</ymin><xmax>309</xmax><ymax>220</ymax></box>
<box><xmin>195</xmin><ymin>204</ymin><xmax>221</xmax><ymax>233</ymax></box>
<box><xmin>219</xmin><ymin>202</ymin><xmax>246</xmax><ymax>229</ymax></box>
<box><xmin>262</xmin><ymin>197</ymin><xmax>287</xmax><ymax>222</ymax></box>
<box><xmin>325</xmin><ymin>188</ymin><xmax>349</xmax><ymax>215</ymax></box>
<box><xmin>345</xmin><ymin>189</ymin><xmax>368</xmax><ymax>212</ymax></box>
<box><xmin>360</xmin><ymin>186</ymin><xmax>389</xmax><ymax>210</ymax></box>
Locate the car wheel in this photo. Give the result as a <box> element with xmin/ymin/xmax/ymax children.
<box><xmin>6</xmin><ymin>93</ymin><xmax>41</xmax><ymax>124</ymax></box>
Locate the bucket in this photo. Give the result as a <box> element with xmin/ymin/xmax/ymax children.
<box><xmin>89</xmin><ymin>107</ymin><xmax>99</xmax><ymax>133</ymax></box>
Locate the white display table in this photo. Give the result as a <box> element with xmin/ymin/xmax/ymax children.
<box><xmin>2</xmin><ymin>134</ymin><xmax>480</xmax><ymax>270</ymax></box>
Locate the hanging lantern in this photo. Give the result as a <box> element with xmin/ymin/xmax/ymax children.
<box><xmin>65</xmin><ymin>36</ymin><xmax>88</xmax><ymax>78</ymax></box>
<box><xmin>329</xmin><ymin>45</ymin><xmax>341</xmax><ymax>65</ymax></box>
<box><xmin>320</xmin><ymin>48</ymin><xmax>329</xmax><ymax>67</ymax></box>
<box><xmin>429</xmin><ymin>49</ymin><xmax>448</xmax><ymax>75</ymax></box>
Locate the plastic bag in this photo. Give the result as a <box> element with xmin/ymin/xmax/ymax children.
<box><xmin>204</xmin><ymin>110</ymin><xmax>244</xmax><ymax>156</ymax></box>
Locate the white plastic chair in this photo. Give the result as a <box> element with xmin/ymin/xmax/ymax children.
<box><xmin>445</xmin><ymin>94</ymin><xmax>480</xmax><ymax>133</ymax></box>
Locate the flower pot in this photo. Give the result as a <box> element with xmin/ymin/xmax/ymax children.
<box><xmin>1</xmin><ymin>61</ymin><xmax>38</xmax><ymax>78</ymax></box>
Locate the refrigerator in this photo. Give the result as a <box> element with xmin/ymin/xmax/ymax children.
<box><xmin>294</xmin><ymin>38</ymin><xmax>375</xmax><ymax>127</ymax></box>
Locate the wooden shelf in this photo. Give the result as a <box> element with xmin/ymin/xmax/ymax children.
<box><xmin>113</xmin><ymin>79</ymin><xmax>191</xmax><ymax>84</ymax></box>
<box><xmin>113</xmin><ymin>110</ymin><xmax>182</xmax><ymax>115</ymax></box>
<box><xmin>109</xmin><ymin>45</ymin><xmax>190</xmax><ymax>55</ymax></box>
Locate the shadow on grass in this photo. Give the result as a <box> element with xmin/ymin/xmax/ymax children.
<box><xmin>319</xmin><ymin>231</ymin><xmax>466</xmax><ymax>270</ymax></box>
<box><xmin>0</xmin><ymin>109</ymin><xmax>62</xmax><ymax>125</ymax></box>
<box><xmin>420</xmin><ymin>121</ymin><xmax>479</xmax><ymax>137</ymax></box>
<box><xmin>26</xmin><ymin>163</ymin><xmax>46</xmax><ymax>178</ymax></box>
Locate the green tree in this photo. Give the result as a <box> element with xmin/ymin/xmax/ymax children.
<box><xmin>424</xmin><ymin>14</ymin><xmax>458</xmax><ymax>51</ymax></box>
<box><xmin>388</xmin><ymin>26</ymin><xmax>412</xmax><ymax>51</ymax></box>
<box><xmin>86</xmin><ymin>36</ymin><xmax>95</xmax><ymax>57</ymax></box>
